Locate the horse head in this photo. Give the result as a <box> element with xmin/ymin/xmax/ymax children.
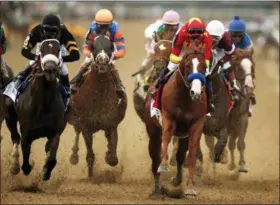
<box><xmin>91</xmin><ymin>34</ymin><xmax>113</xmax><ymax>74</ymax></box>
<box><xmin>231</xmin><ymin>48</ymin><xmax>255</xmax><ymax>97</ymax></box>
<box><xmin>179</xmin><ymin>46</ymin><xmax>206</xmax><ymax>101</ymax></box>
<box><xmin>39</xmin><ymin>39</ymin><xmax>61</xmax><ymax>82</ymax></box>
<box><xmin>153</xmin><ymin>40</ymin><xmax>173</xmax><ymax>74</ymax></box>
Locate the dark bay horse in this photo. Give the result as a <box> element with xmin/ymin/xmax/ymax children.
<box><xmin>4</xmin><ymin>39</ymin><xmax>66</xmax><ymax>180</ymax></box>
<box><xmin>68</xmin><ymin>34</ymin><xmax>127</xmax><ymax>178</ymax></box>
<box><xmin>145</xmin><ymin>47</ymin><xmax>207</xmax><ymax>196</ymax></box>
<box><xmin>228</xmin><ymin>49</ymin><xmax>255</xmax><ymax>173</ymax></box>
<box><xmin>0</xmin><ymin>58</ymin><xmax>14</xmax><ymax>141</ymax></box>
<box><xmin>133</xmin><ymin>32</ymin><xmax>174</xmax><ymax>122</ymax></box>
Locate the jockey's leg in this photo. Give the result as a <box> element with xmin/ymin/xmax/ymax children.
<box><xmin>150</xmin><ymin>62</ymin><xmax>177</xmax><ymax>97</ymax></box>
<box><xmin>60</xmin><ymin>64</ymin><xmax>70</xmax><ymax>92</ymax></box>
<box><xmin>70</xmin><ymin>57</ymin><xmax>91</xmax><ymax>93</ymax></box>
<box><xmin>205</xmin><ymin>76</ymin><xmax>215</xmax><ymax>116</ymax></box>
<box><xmin>14</xmin><ymin>65</ymin><xmax>33</xmax><ymax>90</ymax></box>
<box><xmin>111</xmin><ymin>66</ymin><xmax>125</xmax><ymax>99</ymax></box>
<box><xmin>223</xmin><ymin>62</ymin><xmax>239</xmax><ymax>101</ymax></box>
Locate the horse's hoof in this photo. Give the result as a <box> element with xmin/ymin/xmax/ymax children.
<box><xmin>185</xmin><ymin>187</ymin><xmax>197</xmax><ymax>196</ymax></box>
<box><xmin>157</xmin><ymin>165</ymin><xmax>169</xmax><ymax>173</ymax></box>
<box><xmin>220</xmin><ymin>150</ymin><xmax>229</xmax><ymax>164</ymax></box>
<box><xmin>42</xmin><ymin>167</ymin><xmax>51</xmax><ymax>181</ymax></box>
<box><xmin>105</xmin><ymin>153</ymin><xmax>118</xmax><ymax>167</ymax></box>
<box><xmin>171</xmin><ymin>177</ymin><xmax>182</xmax><ymax>187</ymax></box>
<box><xmin>70</xmin><ymin>154</ymin><xmax>79</xmax><ymax>165</ymax></box>
<box><xmin>149</xmin><ymin>189</ymin><xmax>163</xmax><ymax>199</ymax></box>
<box><xmin>10</xmin><ymin>162</ymin><xmax>20</xmax><ymax>175</ymax></box>
<box><xmin>21</xmin><ymin>164</ymin><xmax>32</xmax><ymax>176</ymax></box>
<box><xmin>228</xmin><ymin>163</ymin><xmax>236</xmax><ymax>171</ymax></box>
<box><xmin>239</xmin><ymin>164</ymin><xmax>248</xmax><ymax>173</ymax></box>
<box><xmin>214</xmin><ymin>153</ymin><xmax>222</xmax><ymax>163</ymax></box>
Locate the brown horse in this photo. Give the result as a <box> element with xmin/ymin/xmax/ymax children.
<box><xmin>133</xmin><ymin>31</ymin><xmax>174</xmax><ymax>122</ymax></box>
<box><xmin>145</xmin><ymin>47</ymin><xmax>207</xmax><ymax>196</ymax></box>
<box><xmin>228</xmin><ymin>48</ymin><xmax>255</xmax><ymax>173</ymax></box>
<box><xmin>67</xmin><ymin>35</ymin><xmax>127</xmax><ymax>177</ymax></box>
<box><xmin>0</xmin><ymin>58</ymin><xmax>14</xmax><ymax>141</ymax></box>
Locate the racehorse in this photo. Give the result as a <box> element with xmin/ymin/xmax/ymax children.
<box><xmin>0</xmin><ymin>58</ymin><xmax>14</xmax><ymax>141</ymax></box>
<box><xmin>145</xmin><ymin>46</ymin><xmax>207</xmax><ymax>196</ymax></box>
<box><xmin>68</xmin><ymin>34</ymin><xmax>127</xmax><ymax>178</ymax></box>
<box><xmin>4</xmin><ymin>39</ymin><xmax>67</xmax><ymax>180</ymax></box>
<box><xmin>170</xmin><ymin>51</ymin><xmax>233</xmax><ymax>172</ymax></box>
<box><xmin>228</xmin><ymin>48</ymin><xmax>255</xmax><ymax>173</ymax></box>
<box><xmin>133</xmin><ymin>31</ymin><xmax>174</xmax><ymax>123</ymax></box>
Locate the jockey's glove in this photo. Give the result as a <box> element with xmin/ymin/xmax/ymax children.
<box><xmin>167</xmin><ymin>62</ymin><xmax>178</xmax><ymax>72</ymax></box>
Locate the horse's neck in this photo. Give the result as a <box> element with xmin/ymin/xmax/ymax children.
<box><xmin>86</xmin><ymin>69</ymin><xmax>113</xmax><ymax>91</ymax></box>
<box><xmin>31</xmin><ymin>76</ymin><xmax>57</xmax><ymax>105</ymax></box>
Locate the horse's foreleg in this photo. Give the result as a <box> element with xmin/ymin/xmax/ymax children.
<box><xmin>70</xmin><ymin>126</ymin><xmax>81</xmax><ymax>165</ymax></box>
<box><xmin>21</xmin><ymin>136</ymin><xmax>33</xmax><ymax>176</ymax></box>
<box><xmin>158</xmin><ymin>115</ymin><xmax>174</xmax><ymax>173</ymax></box>
<box><xmin>42</xmin><ymin>134</ymin><xmax>60</xmax><ymax>181</ymax></box>
<box><xmin>5</xmin><ymin>115</ymin><xmax>21</xmax><ymax>175</ymax></box>
<box><xmin>82</xmin><ymin>131</ymin><xmax>95</xmax><ymax>178</ymax></box>
<box><xmin>148</xmin><ymin>136</ymin><xmax>162</xmax><ymax>196</ymax></box>
<box><xmin>214</xmin><ymin>127</ymin><xmax>229</xmax><ymax>164</ymax></box>
<box><xmin>172</xmin><ymin>137</ymin><xmax>188</xmax><ymax>187</ymax></box>
<box><xmin>105</xmin><ymin>128</ymin><xmax>119</xmax><ymax>167</ymax></box>
<box><xmin>228</xmin><ymin>134</ymin><xmax>238</xmax><ymax>171</ymax></box>
<box><xmin>237</xmin><ymin>118</ymin><xmax>249</xmax><ymax>173</ymax></box>
<box><xmin>169</xmin><ymin>137</ymin><xmax>178</xmax><ymax>167</ymax></box>
<box><xmin>185</xmin><ymin>118</ymin><xmax>204</xmax><ymax>196</ymax></box>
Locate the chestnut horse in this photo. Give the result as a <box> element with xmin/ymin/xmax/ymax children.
<box><xmin>145</xmin><ymin>47</ymin><xmax>207</xmax><ymax>196</ymax></box>
<box><xmin>133</xmin><ymin>32</ymin><xmax>174</xmax><ymax>122</ymax></box>
<box><xmin>67</xmin><ymin>35</ymin><xmax>127</xmax><ymax>177</ymax></box>
<box><xmin>228</xmin><ymin>48</ymin><xmax>255</xmax><ymax>173</ymax></box>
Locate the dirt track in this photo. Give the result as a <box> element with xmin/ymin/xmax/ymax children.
<box><xmin>1</xmin><ymin>21</ymin><xmax>279</xmax><ymax>204</ymax></box>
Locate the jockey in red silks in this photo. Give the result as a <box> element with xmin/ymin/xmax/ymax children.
<box><xmin>152</xmin><ymin>17</ymin><xmax>215</xmax><ymax>116</ymax></box>
<box><xmin>206</xmin><ymin>20</ymin><xmax>240</xmax><ymax>102</ymax></box>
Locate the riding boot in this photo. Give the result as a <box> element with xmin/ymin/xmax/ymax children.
<box><xmin>14</xmin><ymin>66</ymin><xmax>32</xmax><ymax>90</ymax></box>
<box><xmin>225</xmin><ymin>68</ymin><xmax>240</xmax><ymax>101</ymax></box>
<box><xmin>111</xmin><ymin>68</ymin><xmax>125</xmax><ymax>99</ymax></box>
<box><xmin>206</xmin><ymin>76</ymin><xmax>215</xmax><ymax>117</ymax></box>
<box><xmin>70</xmin><ymin>68</ymin><xmax>89</xmax><ymax>94</ymax></box>
<box><xmin>60</xmin><ymin>74</ymin><xmax>70</xmax><ymax>94</ymax></box>
<box><xmin>150</xmin><ymin>67</ymin><xmax>169</xmax><ymax>97</ymax></box>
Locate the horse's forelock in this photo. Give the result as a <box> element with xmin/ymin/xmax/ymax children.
<box><xmin>94</xmin><ymin>35</ymin><xmax>112</xmax><ymax>56</ymax></box>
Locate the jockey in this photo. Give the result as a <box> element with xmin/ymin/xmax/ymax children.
<box><xmin>70</xmin><ymin>9</ymin><xmax>126</xmax><ymax>98</ymax></box>
<box><xmin>141</xmin><ymin>10</ymin><xmax>181</xmax><ymax>75</ymax></box>
<box><xmin>12</xmin><ymin>13</ymin><xmax>80</xmax><ymax>93</ymax></box>
<box><xmin>0</xmin><ymin>21</ymin><xmax>8</xmax><ymax>82</ymax></box>
<box><xmin>228</xmin><ymin>16</ymin><xmax>256</xmax><ymax>116</ymax></box>
<box><xmin>152</xmin><ymin>17</ymin><xmax>215</xmax><ymax>115</ymax></box>
<box><xmin>206</xmin><ymin>20</ymin><xmax>240</xmax><ymax>101</ymax></box>
<box><xmin>228</xmin><ymin>16</ymin><xmax>254</xmax><ymax>52</ymax></box>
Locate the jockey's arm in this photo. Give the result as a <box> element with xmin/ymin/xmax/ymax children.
<box><xmin>61</xmin><ymin>26</ymin><xmax>80</xmax><ymax>62</ymax></box>
<box><xmin>21</xmin><ymin>25</ymin><xmax>40</xmax><ymax>60</ymax></box>
<box><xmin>204</xmin><ymin>32</ymin><xmax>213</xmax><ymax>68</ymax></box>
<box><xmin>113</xmin><ymin>29</ymin><xmax>126</xmax><ymax>60</ymax></box>
<box><xmin>82</xmin><ymin>27</ymin><xmax>95</xmax><ymax>58</ymax></box>
<box><xmin>167</xmin><ymin>30</ymin><xmax>185</xmax><ymax>71</ymax></box>
<box><xmin>0</xmin><ymin>26</ymin><xmax>7</xmax><ymax>55</ymax></box>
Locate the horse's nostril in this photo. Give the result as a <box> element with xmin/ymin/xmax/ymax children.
<box><xmin>190</xmin><ymin>90</ymin><xmax>195</xmax><ymax>96</ymax></box>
